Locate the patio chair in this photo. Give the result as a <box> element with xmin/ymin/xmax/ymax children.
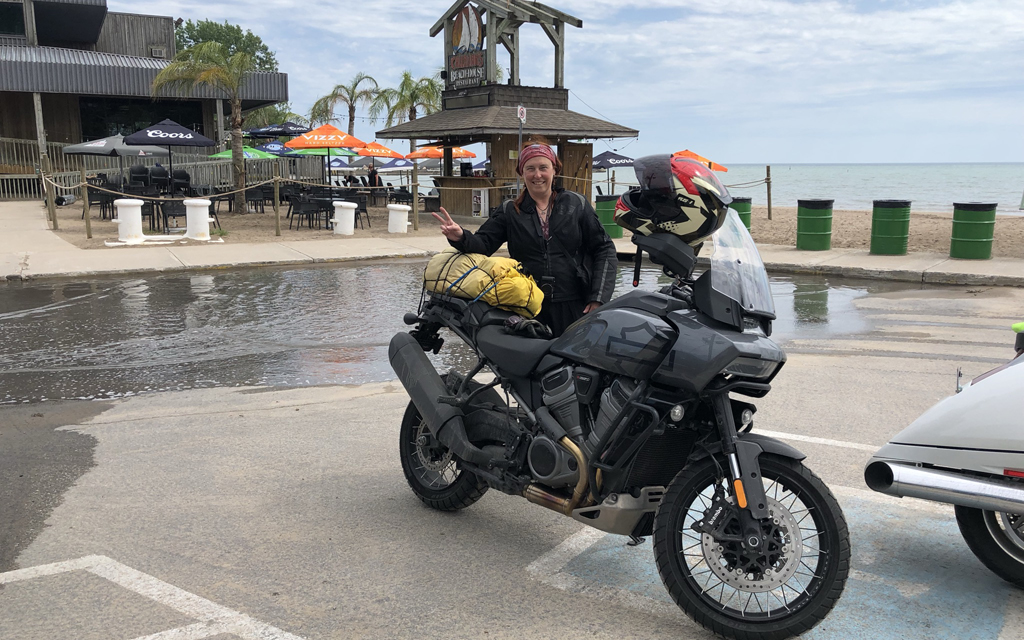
<box><xmin>171</xmin><ymin>169</ymin><xmax>191</xmax><ymax>195</ymax></box>
<box><xmin>129</xmin><ymin>165</ymin><xmax>150</xmax><ymax>187</ymax></box>
<box><xmin>288</xmin><ymin>197</ymin><xmax>320</xmax><ymax>230</ymax></box>
<box><xmin>161</xmin><ymin>200</ymin><xmax>186</xmax><ymax>232</ymax></box>
<box><xmin>150</xmin><ymin>166</ymin><xmax>170</xmax><ymax>192</ymax></box>
<box><xmin>86</xmin><ymin>188</ymin><xmax>114</xmax><ymax>220</ymax></box>
<box><xmin>245</xmin><ymin>188</ymin><xmax>265</xmax><ymax>213</ymax></box>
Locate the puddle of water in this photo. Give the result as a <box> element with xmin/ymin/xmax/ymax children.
<box><xmin>0</xmin><ymin>261</ymin><xmax>925</xmax><ymax>404</ymax></box>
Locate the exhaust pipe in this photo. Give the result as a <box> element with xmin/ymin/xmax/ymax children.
<box><xmin>865</xmin><ymin>460</ymin><xmax>1024</xmax><ymax>513</ymax></box>
<box><xmin>389</xmin><ymin>332</ymin><xmax>493</xmax><ymax>467</ymax></box>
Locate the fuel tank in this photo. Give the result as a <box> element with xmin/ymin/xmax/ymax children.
<box><xmin>550</xmin><ymin>306</ymin><xmax>676</xmax><ymax>380</ymax></box>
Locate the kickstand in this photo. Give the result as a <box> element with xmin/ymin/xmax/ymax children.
<box><xmin>627</xmin><ymin>535</ymin><xmax>646</xmax><ymax>547</ymax></box>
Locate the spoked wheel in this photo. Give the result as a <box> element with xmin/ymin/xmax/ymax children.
<box><xmin>398</xmin><ymin>401</ymin><xmax>488</xmax><ymax>511</ymax></box>
<box><xmin>654</xmin><ymin>454</ymin><xmax>850</xmax><ymax>640</ymax></box>
<box><xmin>955</xmin><ymin>505</ymin><xmax>1024</xmax><ymax>588</ymax></box>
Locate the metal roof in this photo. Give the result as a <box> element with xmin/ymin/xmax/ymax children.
<box><xmin>0</xmin><ymin>45</ymin><xmax>288</xmax><ymax>106</ymax></box>
<box><xmin>376</xmin><ymin>105</ymin><xmax>637</xmax><ymax>143</ymax></box>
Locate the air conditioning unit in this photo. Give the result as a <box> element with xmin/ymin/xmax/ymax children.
<box><xmin>150</xmin><ymin>46</ymin><xmax>167</xmax><ymax>59</ymax></box>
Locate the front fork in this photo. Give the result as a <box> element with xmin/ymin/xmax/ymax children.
<box><xmin>711</xmin><ymin>393</ymin><xmax>770</xmax><ymax>551</ymax></box>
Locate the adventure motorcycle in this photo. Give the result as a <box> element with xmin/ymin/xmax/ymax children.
<box><xmin>390</xmin><ymin>210</ymin><xmax>850</xmax><ymax>640</ymax></box>
<box><xmin>865</xmin><ymin>323</ymin><xmax>1024</xmax><ymax>588</ymax></box>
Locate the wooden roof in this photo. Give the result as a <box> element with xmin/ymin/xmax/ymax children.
<box><xmin>376</xmin><ymin>105</ymin><xmax>637</xmax><ymax>144</ymax></box>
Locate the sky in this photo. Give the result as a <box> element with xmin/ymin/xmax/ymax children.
<box><xmin>108</xmin><ymin>0</ymin><xmax>1024</xmax><ymax>164</ymax></box>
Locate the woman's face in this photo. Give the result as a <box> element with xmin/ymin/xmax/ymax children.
<box><xmin>523</xmin><ymin>157</ymin><xmax>555</xmax><ymax>201</ymax></box>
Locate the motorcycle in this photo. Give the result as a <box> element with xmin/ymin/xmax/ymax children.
<box><xmin>389</xmin><ymin>210</ymin><xmax>850</xmax><ymax>640</ymax></box>
<box><xmin>865</xmin><ymin>323</ymin><xmax>1024</xmax><ymax>588</ymax></box>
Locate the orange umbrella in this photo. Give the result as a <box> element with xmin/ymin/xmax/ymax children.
<box><xmin>357</xmin><ymin>142</ymin><xmax>405</xmax><ymax>159</ymax></box>
<box><xmin>672</xmin><ymin>149</ymin><xmax>728</xmax><ymax>172</ymax></box>
<box><xmin>284</xmin><ymin>124</ymin><xmax>366</xmax><ymax>150</ymax></box>
<box><xmin>405</xmin><ymin>145</ymin><xmax>476</xmax><ymax>160</ymax></box>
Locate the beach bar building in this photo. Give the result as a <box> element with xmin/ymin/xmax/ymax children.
<box><xmin>0</xmin><ymin>0</ymin><xmax>288</xmax><ymax>196</ymax></box>
<box><xmin>376</xmin><ymin>0</ymin><xmax>637</xmax><ymax>216</ymax></box>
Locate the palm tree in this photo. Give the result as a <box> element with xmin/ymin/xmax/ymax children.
<box><xmin>370</xmin><ymin>71</ymin><xmax>443</xmax><ymax>151</ymax></box>
<box><xmin>309</xmin><ymin>73</ymin><xmax>378</xmax><ymax>135</ymax></box>
<box><xmin>245</xmin><ymin>102</ymin><xmax>309</xmax><ymax>129</ymax></box>
<box><xmin>152</xmin><ymin>42</ymin><xmax>257</xmax><ymax>213</ymax></box>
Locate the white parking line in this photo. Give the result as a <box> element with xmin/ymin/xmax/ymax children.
<box><xmin>755</xmin><ymin>429</ymin><xmax>879</xmax><ymax>452</ymax></box>
<box><xmin>0</xmin><ymin>555</ymin><xmax>304</xmax><ymax>640</ymax></box>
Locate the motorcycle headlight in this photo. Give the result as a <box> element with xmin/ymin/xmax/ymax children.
<box><xmin>721</xmin><ymin>357</ymin><xmax>778</xmax><ymax>380</ymax></box>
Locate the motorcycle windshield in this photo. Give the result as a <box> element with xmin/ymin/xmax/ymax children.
<box><xmin>708</xmin><ymin>209</ymin><xmax>776</xmax><ymax>317</ymax></box>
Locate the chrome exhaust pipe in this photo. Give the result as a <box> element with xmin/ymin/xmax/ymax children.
<box><xmin>865</xmin><ymin>460</ymin><xmax>1024</xmax><ymax>513</ymax></box>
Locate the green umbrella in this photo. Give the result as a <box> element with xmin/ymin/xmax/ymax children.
<box><xmin>209</xmin><ymin>146</ymin><xmax>278</xmax><ymax>159</ymax></box>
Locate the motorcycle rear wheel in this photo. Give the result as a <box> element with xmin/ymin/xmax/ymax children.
<box><xmin>654</xmin><ymin>454</ymin><xmax>850</xmax><ymax>640</ymax></box>
<box><xmin>398</xmin><ymin>374</ymin><xmax>494</xmax><ymax>511</ymax></box>
<box><xmin>955</xmin><ymin>505</ymin><xmax>1024</xmax><ymax>588</ymax></box>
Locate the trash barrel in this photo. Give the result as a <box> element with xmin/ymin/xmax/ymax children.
<box><xmin>870</xmin><ymin>199</ymin><xmax>911</xmax><ymax>255</ymax></box>
<box><xmin>796</xmin><ymin>199</ymin><xmax>834</xmax><ymax>251</ymax></box>
<box><xmin>731</xmin><ymin>197</ymin><xmax>752</xmax><ymax>230</ymax></box>
<box><xmin>950</xmin><ymin>202</ymin><xmax>997</xmax><ymax>260</ymax></box>
<box><xmin>595</xmin><ymin>194</ymin><xmax>623</xmax><ymax>239</ymax></box>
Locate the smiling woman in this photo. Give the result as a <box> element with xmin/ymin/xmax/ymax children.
<box><xmin>435</xmin><ymin>139</ymin><xmax>619</xmax><ymax>336</ymax></box>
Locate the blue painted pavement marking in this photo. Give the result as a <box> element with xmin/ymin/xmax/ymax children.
<box><xmin>551</xmin><ymin>488</ymin><xmax>1013</xmax><ymax>639</ymax></box>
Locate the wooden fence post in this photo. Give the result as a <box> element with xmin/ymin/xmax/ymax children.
<box><xmin>80</xmin><ymin>167</ymin><xmax>91</xmax><ymax>239</ymax></box>
<box><xmin>41</xmin><ymin>155</ymin><xmax>57</xmax><ymax>230</ymax></box>
<box><xmin>766</xmin><ymin>165</ymin><xmax>772</xmax><ymax>221</ymax></box>
<box><xmin>273</xmin><ymin>164</ymin><xmax>281</xmax><ymax>237</ymax></box>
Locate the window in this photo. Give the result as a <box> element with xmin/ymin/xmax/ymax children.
<box><xmin>0</xmin><ymin>4</ymin><xmax>26</xmax><ymax>36</ymax></box>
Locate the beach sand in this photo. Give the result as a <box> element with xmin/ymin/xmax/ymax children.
<box><xmin>46</xmin><ymin>202</ymin><xmax>1024</xmax><ymax>258</ymax></box>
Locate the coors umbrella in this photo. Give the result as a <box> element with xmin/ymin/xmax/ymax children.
<box><xmin>592</xmin><ymin>150</ymin><xmax>634</xmax><ymax>171</ymax></box>
<box><xmin>124</xmin><ymin>120</ymin><xmax>216</xmax><ymax>190</ymax></box>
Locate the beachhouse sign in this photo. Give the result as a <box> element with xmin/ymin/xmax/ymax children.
<box><xmin>446</xmin><ymin>4</ymin><xmax>486</xmax><ymax>90</ymax></box>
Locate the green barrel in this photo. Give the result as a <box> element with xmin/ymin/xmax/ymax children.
<box><xmin>796</xmin><ymin>199</ymin><xmax>834</xmax><ymax>251</ymax></box>
<box><xmin>950</xmin><ymin>202</ymin><xmax>996</xmax><ymax>259</ymax></box>
<box><xmin>732</xmin><ymin>197</ymin><xmax>752</xmax><ymax>230</ymax></box>
<box><xmin>870</xmin><ymin>199</ymin><xmax>911</xmax><ymax>255</ymax></box>
<box><xmin>595</xmin><ymin>194</ymin><xmax>623</xmax><ymax>239</ymax></box>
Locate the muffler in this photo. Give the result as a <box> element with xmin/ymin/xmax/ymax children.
<box><xmin>865</xmin><ymin>460</ymin><xmax>1024</xmax><ymax>513</ymax></box>
<box><xmin>389</xmin><ymin>332</ymin><xmax>493</xmax><ymax>467</ymax></box>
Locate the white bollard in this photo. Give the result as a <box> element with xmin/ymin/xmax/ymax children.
<box><xmin>387</xmin><ymin>203</ymin><xmax>412</xmax><ymax>234</ymax></box>
<box><xmin>332</xmin><ymin>201</ymin><xmax>357</xmax><ymax>235</ymax></box>
<box><xmin>183</xmin><ymin>199</ymin><xmax>215</xmax><ymax>241</ymax></box>
<box><xmin>112</xmin><ymin>198</ymin><xmax>145</xmax><ymax>244</ymax></box>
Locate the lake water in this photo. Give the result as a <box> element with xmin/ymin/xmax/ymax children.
<box><xmin>593</xmin><ymin>163</ymin><xmax>1024</xmax><ymax>215</ymax></box>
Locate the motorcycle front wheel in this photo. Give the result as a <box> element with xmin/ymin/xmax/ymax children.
<box><xmin>654</xmin><ymin>454</ymin><xmax>850</xmax><ymax>640</ymax></box>
<box><xmin>955</xmin><ymin>505</ymin><xmax>1024</xmax><ymax>588</ymax></box>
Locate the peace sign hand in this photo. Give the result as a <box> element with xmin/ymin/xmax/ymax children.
<box><xmin>432</xmin><ymin>207</ymin><xmax>464</xmax><ymax>241</ymax></box>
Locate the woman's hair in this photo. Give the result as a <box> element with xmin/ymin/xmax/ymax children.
<box><xmin>514</xmin><ymin>138</ymin><xmax>561</xmax><ymax>213</ymax></box>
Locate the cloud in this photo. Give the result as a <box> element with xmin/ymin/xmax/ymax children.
<box><xmin>110</xmin><ymin>0</ymin><xmax>1024</xmax><ymax>161</ymax></box>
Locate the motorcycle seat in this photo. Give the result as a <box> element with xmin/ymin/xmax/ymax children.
<box><xmin>476</xmin><ymin>325</ymin><xmax>553</xmax><ymax>378</ymax></box>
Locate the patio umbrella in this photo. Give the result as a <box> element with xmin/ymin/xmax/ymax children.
<box><xmin>672</xmin><ymin>149</ymin><xmax>728</xmax><ymax>172</ymax></box>
<box><xmin>124</xmin><ymin>119</ymin><xmax>216</xmax><ymax>187</ymax></box>
<box><xmin>357</xmin><ymin>141</ymin><xmax>405</xmax><ymax>169</ymax></box>
<box><xmin>209</xmin><ymin>146</ymin><xmax>277</xmax><ymax>159</ymax></box>
<box><xmin>405</xmin><ymin>145</ymin><xmax>476</xmax><ymax>160</ymax></box>
<box><xmin>62</xmin><ymin>134</ymin><xmax>169</xmax><ymax>185</ymax></box>
<box><xmin>254</xmin><ymin>141</ymin><xmax>289</xmax><ymax>156</ymax></box>
<box><xmin>255</xmin><ymin>121</ymin><xmax>311</xmax><ymax>137</ymax></box>
<box><xmin>284</xmin><ymin>124</ymin><xmax>366</xmax><ymax>183</ymax></box>
<box><xmin>592</xmin><ymin>150</ymin><xmax>634</xmax><ymax>171</ymax></box>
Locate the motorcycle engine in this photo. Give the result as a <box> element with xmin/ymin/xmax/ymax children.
<box><xmin>541</xmin><ymin>366</ymin><xmax>583</xmax><ymax>439</ymax></box>
<box><xmin>527</xmin><ymin>435</ymin><xmax>579</xmax><ymax>487</ymax></box>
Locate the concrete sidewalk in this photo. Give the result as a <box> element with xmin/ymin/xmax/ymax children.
<box><xmin>2</xmin><ymin>202</ymin><xmax>1022</xmax><ymax>286</ymax></box>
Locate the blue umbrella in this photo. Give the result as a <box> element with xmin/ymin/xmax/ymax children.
<box><xmin>255</xmin><ymin>141</ymin><xmax>289</xmax><ymax>155</ymax></box>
